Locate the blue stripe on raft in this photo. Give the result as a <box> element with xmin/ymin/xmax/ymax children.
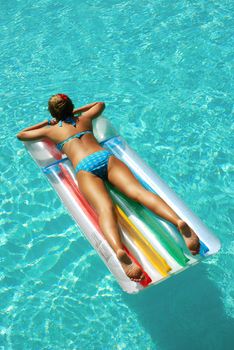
<box><xmin>199</xmin><ymin>241</ymin><xmax>209</xmax><ymax>256</ymax></box>
<box><xmin>42</xmin><ymin>157</ymin><xmax>69</xmax><ymax>174</ymax></box>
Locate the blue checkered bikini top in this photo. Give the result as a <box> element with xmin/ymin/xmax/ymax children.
<box><xmin>56</xmin><ymin>130</ymin><xmax>93</xmax><ymax>151</ymax></box>
<box><xmin>56</xmin><ymin>115</ymin><xmax>93</xmax><ymax>151</ymax></box>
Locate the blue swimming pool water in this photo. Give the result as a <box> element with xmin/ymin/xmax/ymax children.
<box><xmin>0</xmin><ymin>0</ymin><xmax>233</xmax><ymax>349</ymax></box>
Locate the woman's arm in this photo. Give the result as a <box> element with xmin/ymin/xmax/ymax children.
<box><xmin>16</xmin><ymin>119</ymin><xmax>52</xmax><ymax>141</ymax></box>
<box><xmin>19</xmin><ymin>119</ymin><xmax>49</xmax><ymax>132</ymax></box>
<box><xmin>79</xmin><ymin>102</ymin><xmax>105</xmax><ymax>120</ymax></box>
<box><xmin>73</xmin><ymin>102</ymin><xmax>99</xmax><ymax>115</ymax></box>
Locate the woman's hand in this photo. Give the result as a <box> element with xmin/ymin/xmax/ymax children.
<box><xmin>49</xmin><ymin>119</ymin><xmax>58</xmax><ymax>126</ymax></box>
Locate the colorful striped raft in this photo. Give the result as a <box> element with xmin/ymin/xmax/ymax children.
<box><xmin>23</xmin><ymin>115</ymin><xmax>221</xmax><ymax>293</ymax></box>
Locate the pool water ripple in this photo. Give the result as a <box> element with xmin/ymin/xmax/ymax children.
<box><xmin>0</xmin><ymin>1</ymin><xmax>233</xmax><ymax>349</ymax></box>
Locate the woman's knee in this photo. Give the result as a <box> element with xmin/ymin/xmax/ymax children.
<box><xmin>96</xmin><ymin>201</ymin><xmax>116</xmax><ymax>217</ymax></box>
<box><xmin>125</xmin><ymin>185</ymin><xmax>146</xmax><ymax>202</ymax></box>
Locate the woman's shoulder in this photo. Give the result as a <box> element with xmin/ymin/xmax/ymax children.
<box><xmin>78</xmin><ymin>117</ymin><xmax>93</xmax><ymax>130</ymax></box>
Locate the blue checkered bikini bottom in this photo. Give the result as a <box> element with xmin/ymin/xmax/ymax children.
<box><xmin>75</xmin><ymin>150</ymin><xmax>114</xmax><ymax>180</ymax></box>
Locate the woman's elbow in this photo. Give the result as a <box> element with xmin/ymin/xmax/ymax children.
<box><xmin>16</xmin><ymin>131</ymin><xmax>26</xmax><ymax>140</ymax></box>
<box><xmin>99</xmin><ymin>102</ymin><xmax>105</xmax><ymax>111</ymax></box>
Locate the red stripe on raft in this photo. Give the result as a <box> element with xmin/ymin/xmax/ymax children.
<box><xmin>59</xmin><ymin>164</ymin><xmax>100</xmax><ymax>231</ymax></box>
<box><xmin>59</xmin><ymin>164</ymin><xmax>152</xmax><ymax>287</ymax></box>
<box><xmin>43</xmin><ymin>139</ymin><xmax>62</xmax><ymax>160</ymax></box>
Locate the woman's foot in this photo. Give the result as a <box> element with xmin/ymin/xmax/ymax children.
<box><xmin>116</xmin><ymin>249</ymin><xmax>145</xmax><ymax>282</ymax></box>
<box><xmin>177</xmin><ymin>220</ymin><xmax>200</xmax><ymax>255</ymax></box>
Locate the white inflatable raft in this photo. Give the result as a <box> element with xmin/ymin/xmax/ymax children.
<box><xmin>23</xmin><ymin>116</ymin><xmax>221</xmax><ymax>294</ymax></box>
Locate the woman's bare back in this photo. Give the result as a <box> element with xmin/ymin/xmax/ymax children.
<box><xmin>46</xmin><ymin>116</ymin><xmax>106</xmax><ymax>169</ymax></box>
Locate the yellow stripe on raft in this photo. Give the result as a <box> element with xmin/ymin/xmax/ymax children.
<box><xmin>116</xmin><ymin>205</ymin><xmax>171</xmax><ymax>277</ymax></box>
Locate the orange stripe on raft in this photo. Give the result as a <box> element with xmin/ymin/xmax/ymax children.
<box><xmin>59</xmin><ymin>164</ymin><xmax>152</xmax><ymax>287</ymax></box>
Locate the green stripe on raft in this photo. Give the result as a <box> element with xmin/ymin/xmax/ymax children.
<box><xmin>107</xmin><ymin>183</ymin><xmax>189</xmax><ymax>267</ymax></box>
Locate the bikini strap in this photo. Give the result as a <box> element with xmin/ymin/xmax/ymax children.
<box><xmin>59</xmin><ymin>113</ymin><xmax>81</xmax><ymax>127</ymax></box>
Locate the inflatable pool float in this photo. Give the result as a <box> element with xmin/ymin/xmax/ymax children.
<box><xmin>23</xmin><ymin>115</ymin><xmax>221</xmax><ymax>294</ymax></box>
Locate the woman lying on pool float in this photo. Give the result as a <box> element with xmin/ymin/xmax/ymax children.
<box><xmin>17</xmin><ymin>93</ymin><xmax>200</xmax><ymax>282</ymax></box>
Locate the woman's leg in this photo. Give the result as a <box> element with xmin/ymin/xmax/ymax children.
<box><xmin>77</xmin><ymin>170</ymin><xmax>144</xmax><ymax>281</ymax></box>
<box><xmin>107</xmin><ymin>157</ymin><xmax>200</xmax><ymax>255</ymax></box>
